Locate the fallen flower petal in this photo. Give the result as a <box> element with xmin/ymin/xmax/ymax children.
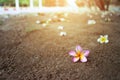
<box><xmin>58</xmin><ymin>26</ymin><xmax>64</xmax><ymax>30</ymax></box>
<box><xmin>76</xmin><ymin>45</ymin><xmax>82</xmax><ymax>52</ymax></box>
<box><xmin>80</xmin><ymin>56</ymin><xmax>87</xmax><ymax>62</ymax></box>
<box><xmin>69</xmin><ymin>51</ymin><xmax>76</xmax><ymax>56</ymax></box>
<box><xmin>60</xmin><ymin>32</ymin><xmax>67</xmax><ymax>36</ymax></box>
<box><xmin>88</xmin><ymin>20</ymin><xmax>96</xmax><ymax>25</ymax></box>
<box><xmin>60</xmin><ymin>18</ymin><xmax>65</xmax><ymax>22</ymax></box>
<box><xmin>83</xmin><ymin>50</ymin><xmax>90</xmax><ymax>57</ymax></box>
<box><xmin>73</xmin><ymin>57</ymin><xmax>79</xmax><ymax>62</ymax></box>
<box><xmin>36</xmin><ymin>20</ymin><xmax>40</xmax><ymax>24</ymax></box>
<box><xmin>64</xmin><ymin>13</ymin><xmax>68</xmax><ymax>17</ymax></box>
<box><xmin>105</xmin><ymin>18</ymin><xmax>112</xmax><ymax>22</ymax></box>
<box><xmin>42</xmin><ymin>23</ymin><xmax>47</xmax><ymax>27</ymax></box>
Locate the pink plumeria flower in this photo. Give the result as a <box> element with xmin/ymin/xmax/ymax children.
<box><xmin>69</xmin><ymin>45</ymin><xmax>90</xmax><ymax>63</ymax></box>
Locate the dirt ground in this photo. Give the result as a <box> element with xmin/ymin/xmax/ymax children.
<box><xmin>0</xmin><ymin>12</ymin><xmax>120</xmax><ymax>80</ymax></box>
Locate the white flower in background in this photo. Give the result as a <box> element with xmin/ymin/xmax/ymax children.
<box><xmin>60</xmin><ymin>18</ymin><xmax>65</xmax><ymax>22</ymax></box>
<box><xmin>60</xmin><ymin>32</ymin><xmax>67</xmax><ymax>36</ymax></box>
<box><xmin>88</xmin><ymin>20</ymin><xmax>96</xmax><ymax>25</ymax></box>
<box><xmin>47</xmin><ymin>18</ymin><xmax>52</xmax><ymax>22</ymax></box>
<box><xmin>36</xmin><ymin>20</ymin><xmax>40</xmax><ymax>24</ymax></box>
<box><xmin>105</xmin><ymin>18</ymin><xmax>111</xmax><ymax>22</ymax></box>
<box><xmin>46</xmin><ymin>18</ymin><xmax>52</xmax><ymax>24</ymax></box>
<box><xmin>64</xmin><ymin>13</ymin><xmax>68</xmax><ymax>17</ymax></box>
<box><xmin>58</xmin><ymin>26</ymin><xmax>64</xmax><ymax>30</ymax></box>
<box><xmin>97</xmin><ymin>35</ymin><xmax>109</xmax><ymax>44</ymax></box>
<box><xmin>42</xmin><ymin>23</ymin><xmax>47</xmax><ymax>27</ymax></box>
<box><xmin>53</xmin><ymin>15</ymin><xmax>58</xmax><ymax>19</ymax></box>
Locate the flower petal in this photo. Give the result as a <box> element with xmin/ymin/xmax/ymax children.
<box><xmin>76</xmin><ymin>45</ymin><xmax>82</xmax><ymax>52</ymax></box>
<box><xmin>72</xmin><ymin>57</ymin><xmax>79</xmax><ymax>62</ymax></box>
<box><xmin>80</xmin><ymin>56</ymin><xmax>87</xmax><ymax>62</ymax></box>
<box><xmin>100</xmin><ymin>35</ymin><xmax>103</xmax><ymax>38</ymax></box>
<box><xmin>105</xmin><ymin>40</ymin><xmax>109</xmax><ymax>43</ymax></box>
<box><xmin>97</xmin><ymin>38</ymin><xmax>100</xmax><ymax>42</ymax></box>
<box><xmin>69</xmin><ymin>51</ymin><xmax>76</xmax><ymax>56</ymax></box>
<box><xmin>104</xmin><ymin>35</ymin><xmax>108</xmax><ymax>38</ymax></box>
<box><xmin>100</xmin><ymin>40</ymin><xmax>104</xmax><ymax>44</ymax></box>
<box><xmin>83</xmin><ymin>50</ymin><xmax>90</xmax><ymax>57</ymax></box>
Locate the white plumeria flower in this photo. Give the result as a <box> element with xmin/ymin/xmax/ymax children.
<box><xmin>60</xmin><ymin>32</ymin><xmax>67</xmax><ymax>36</ymax></box>
<box><xmin>58</xmin><ymin>26</ymin><xmax>64</xmax><ymax>30</ymax></box>
<box><xmin>36</xmin><ymin>20</ymin><xmax>40</xmax><ymax>24</ymax></box>
<box><xmin>53</xmin><ymin>15</ymin><xmax>58</xmax><ymax>19</ymax></box>
<box><xmin>46</xmin><ymin>19</ymin><xmax>52</xmax><ymax>24</ymax></box>
<box><xmin>47</xmin><ymin>18</ymin><xmax>52</xmax><ymax>22</ymax></box>
<box><xmin>60</xmin><ymin>18</ymin><xmax>65</xmax><ymax>22</ymax></box>
<box><xmin>42</xmin><ymin>23</ymin><xmax>47</xmax><ymax>27</ymax></box>
<box><xmin>105</xmin><ymin>18</ymin><xmax>111</xmax><ymax>22</ymax></box>
<box><xmin>88</xmin><ymin>20</ymin><xmax>96</xmax><ymax>25</ymax></box>
<box><xmin>64</xmin><ymin>13</ymin><xmax>68</xmax><ymax>17</ymax></box>
<box><xmin>97</xmin><ymin>35</ymin><xmax>109</xmax><ymax>44</ymax></box>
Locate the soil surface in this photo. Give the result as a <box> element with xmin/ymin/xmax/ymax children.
<box><xmin>0</xmin><ymin>12</ymin><xmax>120</xmax><ymax>80</ymax></box>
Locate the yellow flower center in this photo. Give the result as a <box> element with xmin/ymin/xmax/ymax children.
<box><xmin>101</xmin><ymin>37</ymin><xmax>106</xmax><ymax>42</ymax></box>
<box><xmin>75</xmin><ymin>51</ymin><xmax>84</xmax><ymax>59</ymax></box>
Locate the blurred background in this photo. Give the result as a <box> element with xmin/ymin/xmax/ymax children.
<box><xmin>0</xmin><ymin>0</ymin><xmax>119</xmax><ymax>7</ymax></box>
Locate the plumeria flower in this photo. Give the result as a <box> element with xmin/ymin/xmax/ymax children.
<box><xmin>97</xmin><ymin>35</ymin><xmax>109</xmax><ymax>43</ymax></box>
<box><xmin>47</xmin><ymin>18</ymin><xmax>52</xmax><ymax>22</ymax></box>
<box><xmin>58</xmin><ymin>26</ymin><xmax>64</xmax><ymax>30</ymax></box>
<box><xmin>60</xmin><ymin>18</ymin><xmax>65</xmax><ymax>22</ymax></box>
<box><xmin>64</xmin><ymin>13</ymin><xmax>68</xmax><ymax>17</ymax></box>
<box><xmin>53</xmin><ymin>15</ymin><xmax>58</xmax><ymax>19</ymax></box>
<box><xmin>36</xmin><ymin>20</ymin><xmax>40</xmax><ymax>24</ymax></box>
<box><xmin>46</xmin><ymin>20</ymin><xmax>51</xmax><ymax>24</ymax></box>
<box><xmin>60</xmin><ymin>32</ymin><xmax>67</xmax><ymax>36</ymax></box>
<box><xmin>88</xmin><ymin>20</ymin><xmax>96</xmax><ymax>25</ymax></box>
<box><xmin>69</xmin><ymin>46</ymin><xmax>90</xmax><ymax>63</ymax></box>
<box><xmin>105</xmin><ymin>18</ymin><xmax>111</xmax><ymax>22</ymax></box>
<box><xmin>42</xmin><ymin>23</ymin><xmax>47</xmax><ymax>27</ymax></box>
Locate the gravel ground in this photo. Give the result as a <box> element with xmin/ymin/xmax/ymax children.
<box><xmin>0</xmin><ymin>12</ymin><xmax>120</xmax><ymax>80</ymax></box>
